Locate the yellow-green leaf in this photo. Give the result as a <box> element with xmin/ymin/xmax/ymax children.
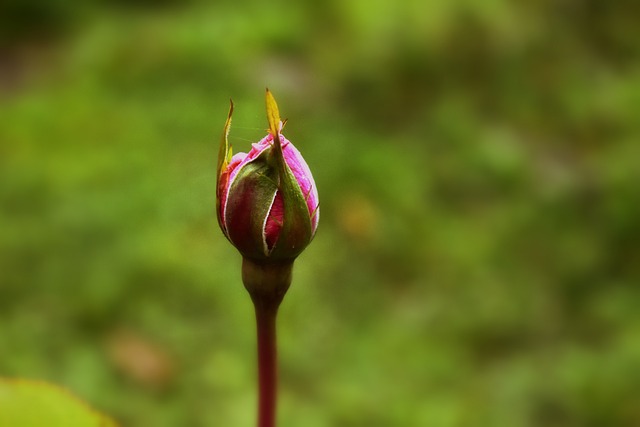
<box><xmin>0</xmin><ymin>379</ymin><xmax>117</xmax><ymax>427</ymax></box>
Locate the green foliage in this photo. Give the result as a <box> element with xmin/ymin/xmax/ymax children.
<box><xmin>0</xmin><ymin>379</ymin><xmax>116</xmax><ymax>427</ymax></box>
<box><xmin>1</xmin><ymin>1</ymin><xmax>640</xmax><ymax>426</ymax></box>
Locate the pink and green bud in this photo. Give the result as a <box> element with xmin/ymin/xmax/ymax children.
<box><xmin>216</xmin><ymin>90</ymin><xmax>319</xmax><ymax>262</ymax></box>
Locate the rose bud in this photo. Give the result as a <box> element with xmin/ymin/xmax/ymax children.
<box><xmin>216</xmin><ymin>89</ymin><xmax>319</xmax><ymax>263</ymax></box>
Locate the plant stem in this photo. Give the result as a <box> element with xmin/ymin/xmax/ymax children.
<box><xmin>242</xmin><ymin>257</ymin><xmax>293</xmax><ymax>427</ymax></box>
<box><xmin>254</xmin><ymin>298</ymin><xmax>278</xmax><ymax>427</ymax></box>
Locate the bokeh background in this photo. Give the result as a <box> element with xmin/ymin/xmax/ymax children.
<box><xmin>2</xmin><ymin>1</ymin><xmax>640</xmax><ymax>426</ymax></box>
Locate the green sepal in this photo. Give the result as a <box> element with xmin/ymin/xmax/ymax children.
<box><xmin>267</xmin><ymin>134</ymin><xmax>314</xmax><ymax>260</ymax></box>
<box><xmin>225</xmin><ymin>151</ymin><xmax>279</xmax><ymax>259</ymax></box>
<box><xmin>264</xmin><ymin>89</ymin><xmax>313</xmax><ymax>260</ymax></box>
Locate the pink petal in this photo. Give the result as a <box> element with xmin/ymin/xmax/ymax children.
<box><xmin>280</xmin><ymin>135</ymin><xmax>320</xmax><ymax>232</ymax></box>
<box><xmin>264</xmin><ymin>190</ymin><xmax>284</xmax><ymax>250</ymax></box>
<box><xmin>219</xmin><ymin>132</ymin><xmax>319</xmax><ymax>243</ymax></box>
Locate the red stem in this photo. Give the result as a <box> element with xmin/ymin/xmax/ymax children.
<box><xmin>254</xmin><ymin>299</ymin><xmax>279</xmax><ymax>427</ymax></box>
<box><xmin>242</xmin><ymin>258</ymin><xmax>291</xmax><ymax>427</ymax></box>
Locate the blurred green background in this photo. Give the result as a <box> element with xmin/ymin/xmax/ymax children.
<box><xmin>1</xmin><ymin>1</ymin><xmax>640</xmax><ymax>426</ymax></box>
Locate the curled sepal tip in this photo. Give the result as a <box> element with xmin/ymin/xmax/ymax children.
<box><xmin>217</xmin><ymin>99</ymin><xmax>234</xmax><ymax>177</ymax></box>
<box><xmin>216</xmin><ymin>99</ymin><xmax>234</xmax><ymax>234</ymax></box>
<box><xmin>265</xmin><ymin>88</ymin><xmax>282</xmax><ymax>137</ymax></box>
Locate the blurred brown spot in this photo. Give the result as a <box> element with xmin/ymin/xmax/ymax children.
<box><xmin>106</xmin><ymin>328</ymin><xmax>175</xmax><ymax>391</ymax></box>
<box><xmin>337</xmin><ymin>192</ymin><xmax>379</xmax><ymax>242</ymax></box>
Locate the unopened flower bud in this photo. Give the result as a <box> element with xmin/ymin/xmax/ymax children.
<box><xmin>216</xmin><ymin>90</ymin><xmax>319</xmax><ymax>263</ymax></box>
